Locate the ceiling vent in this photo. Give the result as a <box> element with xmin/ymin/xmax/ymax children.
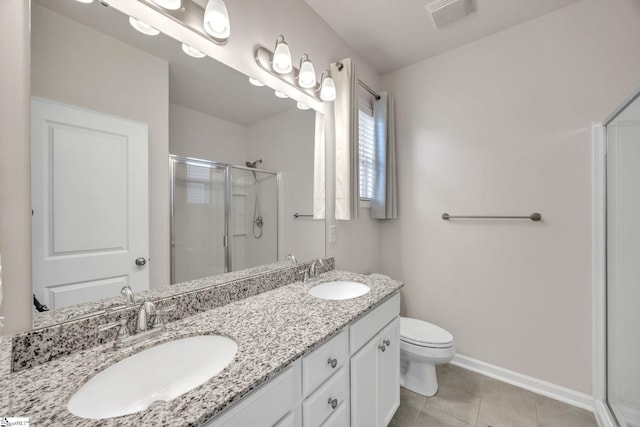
<box><xmin>425</xmin><ymin>0</ymin><xmax>469</xmax><ymax>29</ymax></box>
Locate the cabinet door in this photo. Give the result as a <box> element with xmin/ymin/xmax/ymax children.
<box><xmin>378</xmin><ymin>317</ymin><xmax>400</xmax><ymax>426</ymax></box>
<box><xmin>350</xmin><ymin>337</ymin><xmax>379</xmax><ymax>427</ymax></box>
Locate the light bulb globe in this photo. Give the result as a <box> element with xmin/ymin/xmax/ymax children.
<box><xmin>298</xmin><ymin>59</ymin><xmax>316</xmax><ymax>89</ymax></box>
<box><xmin>129</xmin><ymin>17</ymin><xmax>160</xmax><ymax>36</ymax></box>
<box><xmin>320</xmin><ymin>76</ymin><xmax>336</xmax><ymax>101</ymax></box>
<box><xmin>204</xmin><ymin>0</ymin><xmax>230</xmax><ymax>39</ymax></box>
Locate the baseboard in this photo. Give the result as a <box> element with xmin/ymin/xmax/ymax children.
<box><xmin>594</xmin><ymin>400</ymin><xmax>618</xmax><ymax>427</ymax></box>
<box><xmin>451</xmin><ymin>354</ymin><xmax>594</xmax><ymax>412</ymax></box>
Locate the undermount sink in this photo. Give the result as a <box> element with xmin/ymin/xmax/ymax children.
<box><xmin>308</xmin><ymin>280</ymin><xmax>371</xmax><ymax>300</ymax></box>
<box><xmin>68</xmin><ymin>335</ymin><xmax>237</xmax><ymax>419</ymax></box>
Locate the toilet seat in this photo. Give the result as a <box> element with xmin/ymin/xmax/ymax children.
<box><xmin>400</xmin><ymin>317</ymin><xmax>454</xmax><ymax>349</ymax></box>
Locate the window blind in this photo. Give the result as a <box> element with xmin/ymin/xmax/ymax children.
<box><xmin>358</xmin><ymin>104</ymin><xmax>375</xmax><ymax>201</ymax></box>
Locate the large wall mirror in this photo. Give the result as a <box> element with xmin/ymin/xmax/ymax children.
<box><xmin>30</xmin><ymin>0</ymin><xmax>325</xmax><ymax>328</ymax></box>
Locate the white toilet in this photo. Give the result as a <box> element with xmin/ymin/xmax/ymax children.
<box><xmin>400</xmin><ymin>316</ymin><xmax>455</xmax><ymax>397</ymax></box>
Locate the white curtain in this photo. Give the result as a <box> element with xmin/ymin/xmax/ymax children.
<box><xmin>371</xmin><ymin>91</ymin><xmax>397</xmax><ymax>219</ymax></box>
<box><xmin>331</xmin><ymin>58</ymin><xmax>359</xmax><ymax>221</ymax></box>
<box><xmin>313</xmin><ymin>112</ymin><xmax>325</xmax><ymax>219</ymax></box>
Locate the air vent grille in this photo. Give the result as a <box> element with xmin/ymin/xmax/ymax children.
<box><xmin>425</xmin><ymin>0</ymin><xmax>469</xmax><ymax>29</ymax></box>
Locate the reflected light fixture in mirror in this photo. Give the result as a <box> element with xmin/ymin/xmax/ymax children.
<box><xmin>203</xmin><ymin>0</ymin><xmax>231</xmax><ymax>40</ymax></box>
<box><xmin>74</xmin><ymin>0</ymin><xmax>94</xmax><ymax>3</ymax></box>
<box><xmin>182</xmin><ymin>43</ymin><xmax>206</xmax><ymax>58</ymax></box>
<box><xmin>248</xmin><ymin>77</ymin><xmax>264</xmax><ymax>87</ymax></box>
<box><xmin>274</xmin><ymin>90</ymin><xmax>289</xmax><ymax>99</ymax></box>
<box><xmin>298</xmin><ymin>54</ymin><xmax>316</xmax><ymax>89</ymax></box>
<box><xmin>297</xmin><ymin>102</ymin><xmax>310</xmax><ymax>110</ymax></box>
<box><xmin>152</xmin><ymin>0</ymin><xmax>182</xmax><ymax>10</ymax></box>
<box><xmin>272</xmin><ymin>35</ymin><xmax>293</xmax><ymax>74</ymax></box>
<box><xmin>129</xmin><ymin>16</ymin><xmax>161</xmax><ymax>36</ymax></box>
<box><xmin>320</xmin><ymin>71</ymin><xmax>336</xmax><ymax>101</ymax></box>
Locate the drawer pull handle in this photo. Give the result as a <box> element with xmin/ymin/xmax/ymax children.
<box><xmin>378</xmin><ymin>344</ymin><xmax>386</xmax><ymax>352</ymax></box>
<box><xmin>383</xmin><ymin>339</ymin><xmax>391</xmax><ymax>347</ymax></box>
<box><xmin>327</xmin><ymin>358</ymin><xmax>338</xmax><ymax>368</ymax></box>
<box><xmin>327</xmin><ymin>398</ymin><xmax>338</xmax><ymax>409</ymax></box>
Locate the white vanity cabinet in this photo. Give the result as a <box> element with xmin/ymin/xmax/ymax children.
<box><xmin>203</xmin><ymin>292</ymin><xmax>400</xmax><ymax>427</ymax></box>
<box><xmin>203</xmin><ymin>359</ymin><xmax>302</xmax><ymax>427</ymax></box>
<box><xmin>302</xmin><ymin>329</ymin><xmax>349</xmax><ymax>426</ymax></box>
<box><xmin>350</xmin><ymin>293</ymin><xmax>401</xmax><ymax>427</ymax></box>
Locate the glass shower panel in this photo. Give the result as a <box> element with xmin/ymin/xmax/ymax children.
<box><xmin>229</xmin><ymin>167</ymin><xmax>278</xmax><ymax>271</ymax></box>
<box><xmin>606</xmin><ymin>94</ymin><xmax>640</xmax><ymax>427</ymax></box>
<box><xmin>171</xmin><ymin>158</ymin><xmax>227</xmax><ymax>283</ymax></box>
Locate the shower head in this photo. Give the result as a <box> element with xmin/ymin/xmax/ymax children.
<box><xmin>245</xmin><ymin>159</ymin><xmax>262</xmax><ymax>169</ymax></box>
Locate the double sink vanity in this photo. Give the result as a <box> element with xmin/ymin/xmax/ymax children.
<box><xmin>5</xmin><ymin>262</ymin><xmax>403</xmax><ymax>426</ymax></box>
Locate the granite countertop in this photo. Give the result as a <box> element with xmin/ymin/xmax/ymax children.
<box><xmin>9</xmin><ymin>271</ymin><xmax>403</xmax><ymax>426</ymax></box>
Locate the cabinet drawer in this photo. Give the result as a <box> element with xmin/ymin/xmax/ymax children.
<box><xmin>302</xmin><ymin>329</ymin><xmax>348</xmax><ymax>396</ymax></box>
<box><xmin>321</xmin><ymin>401</ymin><xmax>349</xmax><ymax>427</ymax></box>
<box><xmin>302</xmin><ymin>366</ymin><xmax>349</xmax><ymax>427</ymax></box>
<box><xmin>204</xmin><ymin>359</ymin><xmax>301</xmax><ymax>427</ymax></box>
<box><xmin>349</xmin><ymin>292</ymin><xmax>400</xmax><ymax>354</ymax></box>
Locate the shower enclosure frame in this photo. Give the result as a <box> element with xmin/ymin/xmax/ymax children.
<box><xmin>169</xmin><ymin>154</ymin><xmax>279</xmax><ymax>284</ymax></box>
<box><xmin>592</xmin><ymin>88</ymin><xmax>640</xmax><ymax>427</ymax></box>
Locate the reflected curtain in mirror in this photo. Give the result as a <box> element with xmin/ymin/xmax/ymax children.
<box><xmin>313</xmin><ymin>111</ymin><xmax>326</xmax><ymax>219</ymax></box>
<box><xmin>371</xmin><ymin>91</ymin><xmax>397</xmax><ymax>219</ymax></box>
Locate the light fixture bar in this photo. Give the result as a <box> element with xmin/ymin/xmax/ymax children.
<box><xmin>254</xmin><ymin>46</ymin><xmax>323</xmax><ymax>102</ymax></box>
<box><xmin>138</xmin><ymin>0</ymin><xmax>228</xmax><ymax>45</ymax></box>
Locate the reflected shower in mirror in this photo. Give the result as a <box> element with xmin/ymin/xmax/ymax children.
<box><xmin>30</xmin><ymin>0</ymin><xmax>325</xmax><ymax>327</ymax></box>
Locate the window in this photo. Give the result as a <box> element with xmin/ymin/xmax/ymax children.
<box><xmin>359</xmin><ymin>102</ymin><xmax>375</xmax><ymax>201</ymax></box>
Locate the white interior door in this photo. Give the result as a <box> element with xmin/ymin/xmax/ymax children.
<box><xmin>31</xmin><ymin>97</ymin><xmax>149</xmax><ymax>309</ymax></box>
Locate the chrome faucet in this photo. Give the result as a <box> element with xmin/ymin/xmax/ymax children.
<box><xmin>120</xmin><ymin>285</ymin><xmax>135</xmax><ymax>306</ymax></box>
<box><xmin>137</xmin><ymin>300</ymin><xmax>156</xmax><ymax>332</ymax></box>
<box><xmin>309</xmin><ymin>258</ymin><xmax>325</xmax><ymax>278</ymax></box>
<box><xmin>99</xmin><ymin>300</ymin><xmax>175</xmax><ymax>348</ymax></box>
<box><xmin>285</xmin><ymin>254</ymin><xmax>298</xmax><ymax>265</ymax></box>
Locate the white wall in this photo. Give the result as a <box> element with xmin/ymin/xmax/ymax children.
<box><xmin>247</xmin><ymin>108</ymin><xmax>325</xmax><ymax>263</ymax></box>
<box><xmin>0</xmin><ymin>0</ymin><xmax>31</xmax><ymax>334</ymax></box>
<box><xmin>169</xmin><ymin>103</ymin><xmax>247</xmax><ymax>165</ymax></box>
<box><xmin>31</xmin><ymin>5</ymin><xmax>170</xmax><ymax>291</ymax></box>
<box><xmin>380</xmin><ymin>0</ymin><xmax>640</xmax><ymax>394</ymax></box>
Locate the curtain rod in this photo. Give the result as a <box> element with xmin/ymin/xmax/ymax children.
<box><xmin>336</xmin><ymin>61</ymin><xmax>381</xmax><ymax>100</ymax></box>
<box><xmin>359</xmin><ymin>80</ymin><xmax>381</xmax><ymax>101</ymax></box>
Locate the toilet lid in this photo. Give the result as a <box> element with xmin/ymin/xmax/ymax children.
<box><xmin>400</xmin><ymin>317</ymin><xmax>454</xmax><ymax>348</ymax></box>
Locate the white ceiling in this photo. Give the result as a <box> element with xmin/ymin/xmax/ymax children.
<box><xmin>35</xmin><ymin>0</ymin><xmax>295</xmax><ymax>126</ymax></box>
<box><xmin>305</xmin><ymin>0</ymin><xmax>582</xmax><ymax>75</ymax></box>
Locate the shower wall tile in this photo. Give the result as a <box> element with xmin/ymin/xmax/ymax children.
<box><xmin>11</xmin><ymin>257</ymin><xmax>334</xmax><ymax>373</ymax></box>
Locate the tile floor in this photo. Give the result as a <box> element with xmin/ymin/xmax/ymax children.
<box><xmin>390</xmin><ymin>364</ymin><xmax>599</xmax><ymax>427</ymax></box>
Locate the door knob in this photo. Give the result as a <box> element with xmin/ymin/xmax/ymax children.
<box><xmin>135</xmin><ymin>257</ymin><xmax>147</xmax><ymax>266</ymax></box>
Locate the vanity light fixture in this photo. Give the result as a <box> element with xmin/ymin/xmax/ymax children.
<box><xmin>298</xmin><ymin>54</ymin><xmax>316</xmax><ymax>89</ymax></box>
<box><xmin>74</xmin><ymin>0</ymin><xmax>94</xmax><ymax>3</ymax></box>
<box><xmin>272</xmin><ymin>35</ymin><xmax>293</xmax><ymax>75</ymax></box>
<box><xmin>320</xmin><ymin>72</ymin><xmax>336</xmax><ymax>101</ymax></box>
<box><xmin>181</xmin><ymin>43</ymin><xmax>206</xmax><ymax>58</ymax></box>
<box><xmin>254</xmin><ymin>36</ymin><xmax>333</xmax><ymax>103</ymax></box>
<box><xmin>203</xmin><ymin>0</ymin><xmax>231</xmax><ymax>41</ymax></box>
<box><xmin>248</xmin><ymin>77</ymin><xmax>265</xmax><ymax>87</ymax></box>
<box><xmin>152</xmin><ymin>0</ymin><xmax>181</xmax><ymax>10</ymax></box>
<box><xmin>274</xmin><ymin>90</ymin><xmax>289</xmax><ymax>99</ymax></box>
<box><xmin>296</xmin><ymin>102</ymin><xmax>310</xmax><ymax>110</ymax></box>
<box><xmin>129</xmin><ymin>17</ymin><xmax>160</xmax><ymax>36</ymax></box>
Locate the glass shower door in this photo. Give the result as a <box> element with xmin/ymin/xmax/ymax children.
<box><xmin>171</xmin><ymin>156</ymin><xmax>227</xmax><ymax>283</ymax></box>
<box><xmin>229</xmin><ymin>167</ymin><xmax>278</xmax><ymax>271</ymax></box>
<box><xmin>606</xmin><ymin>93</ymin><xmax>640</xmax><ymax>427</ymax></box>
